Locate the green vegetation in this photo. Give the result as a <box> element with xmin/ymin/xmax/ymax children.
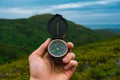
<box><xmin>0</xmin><ymin>37</ymin><xmax>120</xmax><ymax>80</ymax></box>
<box><xmin>0</xmin><ymin>14</ymin><xmax>115</xmax><ymax>49</ymax></box>
<box><xmin>72</xmin><ymin>37</ymin><xmax>120</xmax><ymax>80</ymax></box>
<box><xmin>0</xmin><ymin>43</ymin><xmax>32</xmax><ymax>65</ymax></box>
<box><xmin>0</xmin><ymin>14</ymin><xmax>119</xmax><ymax>80</ymax></box>
<box><xmin>0</xmin><ymin>58</ymin><xmax>29</xmax><ymax>80</ymax></box>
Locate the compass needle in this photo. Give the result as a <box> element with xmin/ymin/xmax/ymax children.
<box><xmin>51</xmin><ymin>50</ymin><xmax>55</xmax><ymax>53</ymax></box>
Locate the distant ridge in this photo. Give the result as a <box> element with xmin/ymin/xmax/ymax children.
<box><xmin>0</xmin><ymin>14</ymin><xmax>115</xmax><ymax>49</ymax></box>
<box><xmin>104</xmin><ymin>28</ymin><xmax>120</xmax><ymax>34</ymax></box>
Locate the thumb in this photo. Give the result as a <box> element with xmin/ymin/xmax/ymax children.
<box><xmin>32</xmin><ymin>38</ymin><xmax>51</xmax><ymax>57</ymax></box>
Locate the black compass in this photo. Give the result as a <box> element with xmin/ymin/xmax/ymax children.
<box><xmin>47</xmin><ymin>14</ymin><xmax>68</xmax><ymax>62</ymax></box>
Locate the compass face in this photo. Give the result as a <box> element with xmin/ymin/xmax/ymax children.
<box><xmin>48</xmin><ymin>39</ymin><xmax>68</xmax><ymax>57</ymax></box>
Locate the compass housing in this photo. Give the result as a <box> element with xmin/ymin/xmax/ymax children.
<box><xmin>47</xmin><ymin>14</ymin><xmax>68</xmax><ymax>58</ymax></box>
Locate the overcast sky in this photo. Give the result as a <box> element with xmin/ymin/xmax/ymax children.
<box><xmin>0</xmin><ymin>0</ymin><xmax>120</xmax><ymax>27</ymax></box>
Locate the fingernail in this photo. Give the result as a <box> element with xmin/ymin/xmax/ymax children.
<box><xmin>47</xmin><ymin>38</ymin><xmax>51</xmax><ymax>41</ymax></box>
<box><xmin>45</xmin><ymin>38</ymin><xmax>51</xmax><ymax>43</ymax></box>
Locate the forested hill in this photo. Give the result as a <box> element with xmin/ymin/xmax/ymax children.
<box><xmin>0</xmin><ymin>14</ymin><xmax>115</xmax><ymax>49</ymax></box>
<box><xmin>101</xmin><ymin>28</ymin><xmax>120</xmax><ymax>34</ymax></box>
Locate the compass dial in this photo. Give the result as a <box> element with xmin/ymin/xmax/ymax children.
<box><xmin>48</xmin><ymin>39</ymin><xmax>68</xmax><ymax>57</ymax></box>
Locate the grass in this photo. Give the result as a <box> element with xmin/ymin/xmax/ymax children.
<box><xmin>0</xmin><ymin>38</ymin><xmax>120</xmax><ymax>80</ymax></box>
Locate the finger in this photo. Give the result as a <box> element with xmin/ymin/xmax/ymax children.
<box><xmin>32</xmin><ymin>38</ymin><xmax>51</xmax><ymax>57</ymax></box>
<box><xmin>67</xmin><ymin>42</ymin><xmax>74</xmax><ymax>51</ymax></box>
<box><xmin>64</xmin><ymin>60</ymin><xmax>78</xmax><ymax>70</ymax></box>
<box><xmin>63</xmin><ymin>52</ymin><xmax>75</xmax><ymax>64</ymax></box>
<box><xmin>64</xmin><ymin>60</ymin><xmax>78</xmax><ymax>77</ymax></box>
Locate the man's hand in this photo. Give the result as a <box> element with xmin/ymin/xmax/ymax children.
<box><xmin>29</xmin><ymin>38</ymin><xmax>78</xmax><ymax>80</ymax></box>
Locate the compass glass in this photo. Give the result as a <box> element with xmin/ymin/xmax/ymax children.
<box><xmin>48</xmin><ymin>39</ymin><xmax>68</xmax><ymax>57</ymax></box>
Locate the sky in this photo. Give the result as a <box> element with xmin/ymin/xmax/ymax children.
<box><xmin>0</xmin><ymin>0</ymin><xmax>120</xmax><ymax>29</ymax></box>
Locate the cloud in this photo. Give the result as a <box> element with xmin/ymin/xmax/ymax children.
<box><xmin>52</xmin><ymin>0</ymin><xmax>120</xmax><ymax>9</ymax></box>
<box><xmin>0</xmin><ymin>0</ymin><xmax>119</xmax><ymax>15</ymax></box>
<box><xmin>6</xmin><ymin>8</ymin><xmax>33</xmax><ymax>14</ymax></box>
<box><xmin>58</xmin><ymin>10</ymin><xmax>120</xmax><ymax>24</ymax></box>
<box><xmin>0</xmin><ymin>0</ymin><xmax>120</xmax><ymax>25</ymax></box>
<box><xmin>0</xmin><ymin>8</ymin><xmax>51</xmax><ymax>14</ymax></box>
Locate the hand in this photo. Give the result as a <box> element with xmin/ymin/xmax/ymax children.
<box><xmin>29</xmin><ymin>38</ymin><xmax>78</xmax><ymax>80</ymax></box>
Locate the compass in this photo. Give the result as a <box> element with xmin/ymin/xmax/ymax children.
<box><xmin>48</xmin><ymin>39</ymin><xmax>68</xmax><ymax>57</ymax></box>
<box><xmin>47</xmin><ymin>14</ymin><xmax>68</xmax><ymax>62</ymax></box>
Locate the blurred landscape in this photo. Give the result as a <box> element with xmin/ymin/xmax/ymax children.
<box><xmin>0</xmin><ymin>14</ymin><xmax>120</xmax><ymax>80</ymax></box>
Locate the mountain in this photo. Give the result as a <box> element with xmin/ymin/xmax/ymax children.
<box><xmin>0</xmin><ymin>37</ymin><xmax>120</xmax><ymax>80</ymax></box>
<box><xmin>0</xmin><ymin>14</ymin><xmax>119</xmax><ymax>80</ymax></box>
<box><xmin>104</xmin><ymin>28</ymin><xmax>120</xmax><ymax>34</ymax></box>
<box><xmin>0</xmin><ymin>14</ymin><xmax>115</xmax><ymax>50</ymax></box>
<box><xmin>96</xmin><ymin>28</ymin><xmax>120</xmax><ymax>35</ymax></box>
<box><xmin>0</xmin><ymin>14</ymin><xmax>117</xmax><ymax>65</ymax></box>
<box><xmin>0</xmin><ymin>14</ymin><xmax>52</xmax><ymax>49</ymax></box>
<box><xmin>95</xmin><ymin>29</ymin><xmax>115</xmax><ymax>37</ymax></box>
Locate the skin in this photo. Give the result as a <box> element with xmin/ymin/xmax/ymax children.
<box><xmin>29</xmin><ymin>38</ymin><xmax>78</xmax><ymax>80</ymax></box>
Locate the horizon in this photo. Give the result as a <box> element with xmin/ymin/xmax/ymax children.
<box><xmin>0</xmin><ymin>0</ymin><xmax>120</xmax><ymax>29</ymax></box>
<box><xmin>0</xmin><ymin>13</ymin><xmax>120</xmax><ymax>30</ymax></box>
